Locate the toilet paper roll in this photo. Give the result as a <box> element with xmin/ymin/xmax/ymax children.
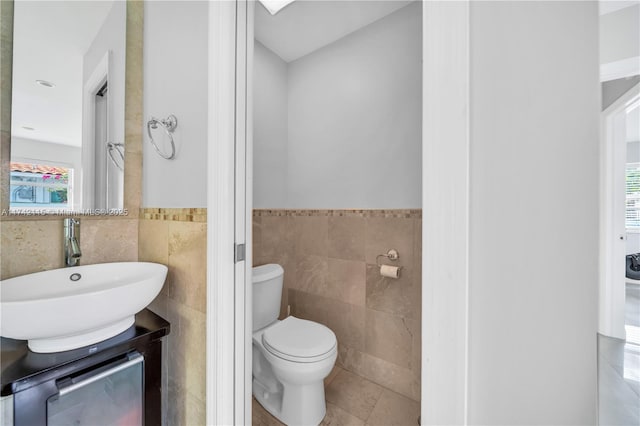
<box><xmin>380</xmin><ymin>264</ymin><xmax>400</xmax><ymax>279</ymax></box>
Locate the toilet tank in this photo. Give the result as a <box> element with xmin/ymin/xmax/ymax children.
<box><xmin>252</xmin><ymin>264</ymin><xmax>284</xmax><ymax>331</ymax></box>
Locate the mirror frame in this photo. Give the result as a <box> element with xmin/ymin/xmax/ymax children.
<box><xmin>0</xmin><ymin>0</ymin><xmax>142</xmax><ymax>221</ymax></box>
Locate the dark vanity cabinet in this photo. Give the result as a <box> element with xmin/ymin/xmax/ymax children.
<box><xmin>0</xmin><ymin>309</ymin><xmax>169</xmax><ymax>426</ymax></box>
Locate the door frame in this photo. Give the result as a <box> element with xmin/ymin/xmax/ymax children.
<box><xmin>206</xmin><ymin>1</ymin><xmax>472</xmax><ymax>424</ymax></box>
<box><xmin>82</xmin><ymin>51</ymin><xmax>111</xmax><ymax>211</ymax></box>
<box><xmin>206</xmin><ymin>0</ymin><xmax>252</xmax><ymax>424</ymax></box>
<box><xmin>600</xmin><ymin>82</ymin><xmax>640</xmax><ymax>340</ymax></box>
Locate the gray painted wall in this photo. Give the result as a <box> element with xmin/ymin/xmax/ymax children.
<box><xmin>468</xmin><ymin>1</ymin><xmax>599</xmax><ymax>424</ymax></box>
<box><xmin>253</xmin><ymin>2</ymin><xmax>422</xmax><ymax>209</ymax></box>
<box><xmin>253</xmin><ymin>42</ymin><xmax>288</xmax><ymax>208</ymax></box>
<box><xmin>143</xmin><ymin>1</ymin><xmax>208</xmax><ymax>208</ymax></box>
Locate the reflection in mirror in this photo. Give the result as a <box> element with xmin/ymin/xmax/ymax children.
<box><xmin>10</xmin><ymin>0</ymin><xmax>126</xmax><ymax>212</ymax></box>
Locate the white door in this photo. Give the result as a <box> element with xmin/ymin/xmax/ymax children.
<box><xmin>206</xmin><ymin>1</ymin><xmax>252</xmax><ymax>424</ymax></box>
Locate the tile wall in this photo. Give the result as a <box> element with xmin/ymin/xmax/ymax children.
<box><xmin>253</xmin><ymin>209</ymin><xmax>422</xmax><ymax>402</ymax></box>
<box><xmin>140</xmin><ymin>208</ymin><xmax>207</xmax><ymax>425</ymax></box>
<box><xmin>0</xmin><ymin>218</ymin><xmax>138</xmax><ymax>279</ymax></box>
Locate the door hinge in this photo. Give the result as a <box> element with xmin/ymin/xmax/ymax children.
<box><xmin>234</xmin><ymin>243</ymin><xmax>246</xmax><ymax>263</ymax></box>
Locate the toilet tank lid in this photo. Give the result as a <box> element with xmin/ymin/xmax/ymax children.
<box><xmin>252</xmin><ymin>264</ymin><xmax>284</xmax><ymax>283</ymax></box>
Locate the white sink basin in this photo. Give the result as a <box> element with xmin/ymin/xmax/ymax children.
<box><xmin>0</xmin><ymin>262</ymin><xmax>167</xmax><ymax>353</ymax></box>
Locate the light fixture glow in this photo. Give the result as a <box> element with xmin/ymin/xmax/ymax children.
<box><xmin>21</xmin><ymin>126</ymin><xmax>35</xmax><ymax>131</ymax></box>
<box><xmin>259</xmin><ymin>0</ymin><xmax>295</xmax><ymax>15</ymax></box>
<box><xmin>35</xmin><ymin>80</ymin><xmax>55</xmax><ymax>88</ymax></box>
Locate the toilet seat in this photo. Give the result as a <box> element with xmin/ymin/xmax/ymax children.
<box><xmin>262</xmin><ymin>316</ymin><xmax>336</xmax><ymax>363</ymax></box>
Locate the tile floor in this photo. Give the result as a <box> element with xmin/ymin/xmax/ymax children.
<box><xmin>598</xmin><ymin>283</ymin><xmax>640</xmax><ymax>426</ymax></box>
<box><xmin>252</xmin><ymin>367</ymin><xmax>420</xmax><ymax>426</ymax></box>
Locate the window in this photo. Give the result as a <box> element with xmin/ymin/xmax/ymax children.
<box><xmin>626</xmin><ymin>162</ymin><xmax>640</xmax><ymax>230</ymax></box>
<box><xmin>9</xmin><ymin>162</ymin><xmax>73</xmax><ymax>210</ymax></box>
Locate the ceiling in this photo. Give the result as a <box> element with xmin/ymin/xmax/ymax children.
<box><xmin>11</xmin><ymin>0</ymin><xmax>115</xmax><ymax>147</ymax></box>
<box><xmin>255</xmin><ymin>0</ymin><xmax>414</xmax><ymax>63</ymax></box>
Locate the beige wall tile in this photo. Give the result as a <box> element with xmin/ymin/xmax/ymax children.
<box><xmin>295</xmin><ymin>254</ymin><xmax>328</xmax><ymax>294</ymax></box>
<box><xmin>166</xmin><ymin>378</ymin><xmax>205</xmax><ymax>426</ymax></box>
<box><xmin>328</xmin><ymin>216</ymin><xmax>365</xmax><ymax>260</ymax></box>
<box><xmin>0</xmin><ymin>220</ymin><xmax>63</xmax><ymax>279</ymax></box>
<box><xmin>288</xmin><ymin>289</ymin><xmax>328</xmax><ymax>325</ymax></box>
<box><xmin>0</xmin><ymin>218</ymin><xmax>137</xmax><ymax>279</ymax></box>
<box><xmin>261</xmin><ymin>215</ymin><xmax>294</xmax><ymax>259</ymax></box>
<box><xmin>168</xmin><ymin>221</ymin><xmax>207</xmax><ymax>313</ymax></box>
<box><xmin>80</xmin><ymin>219</ymin><xmax>138</xmax><ymax>265</ymax></box>
<box><xmin>148</xmin><ymin>293</ymin><xmax>169</xmax><ymax>320</ymax></box>
<box><xmin>159</xmin><ymin>297</ymin><xmax>206</xmax><ymax>425</ymax></box>
<box><xmin>176</xmin><ymin>303</ymin><xmax>207</xmax><ymax>400</ymax></box>
<box><xmin>365</xmin><ymin>264</ymin><xmax>415</xmax><ymax>318</ymax></box>
<box><xmin>293</xmin><ymin>215</ymin><xmax>328</xmax><ymax>256</ymax></box>
<box><xmin>123</xmin><ymin>152</ymin><xmax>142</xmax><ymax>216</ymax></box>
<box><xmin>325</xmin><ymin>369</ymin><xmax>384</xmax><ymax>421</ymax></box>
<box><xmin>139</xmin><ymin>219</ymin><xmax>169</xmax><ymax>264</ymax></box>
<box><xmin>328</xmin><ymin>258</ymin><xmax>366</xmax><ymax>306</ymax></box>
<box><xmin>364</xmin><ymin>217</ymin><xmax>414</xmax><ymax>265</ymax></box>
<box><xmin>365</xmin><ymin>309</ymin><xmax>412</xmax><ymax>368</ymax></box>
<box><xmin>253</xmin><ymin>215</ymin><xmax>263</xmax><ymax>252</ymax></box>
<box><xmin>326</xmin><ymin>300</ymin><xmax>366</xmax><ymax>352</ymax></box>
<box><xmin>140</xmin><ymin>219</ymin><xmax>169</xmax><ymax>299</ymax></box>
<box><xmin>366</xmin><ymin>389</ymin><xmax>420</xmax><ymax>426</ymax></box>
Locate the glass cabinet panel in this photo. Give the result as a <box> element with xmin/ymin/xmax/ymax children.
<box><xmin>47</xmin><ymin>354</ymin><xmax>143</xmax><ymax>426</ymax></box>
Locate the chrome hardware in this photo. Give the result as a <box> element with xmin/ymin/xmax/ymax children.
<box><xmin>147</xmin><ymin>114</ymin><xmax>178</xmax><ymax>160</ymax></box>
<box><xmin>64</xmin><ymin>218</ymin><xmax>82</xmax><ymax>267</ymax></box>
<box><xmin>235</xmin><ymin>243</ymin><xmax>246</xmax><ymax>263</ymax></box>
<box><xmin>106</xmin><ymin>142</ymin><xmax>125</xmax><ymax>171</ymax></box>
<box><xmin>376</xmin><ymin>249</ymin><xmax>400</xmax><ymax>267</ymax></box>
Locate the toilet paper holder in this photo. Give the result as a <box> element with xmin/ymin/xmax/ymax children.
<box><xmin>376</xmin><ymin>249</ymin><xmax>402</xmax><ymax>278</ymax></box>
<box><xmin>376</xmin><ymin>249</ymin><xmax>400</xmax><ymax>266</ymax></box>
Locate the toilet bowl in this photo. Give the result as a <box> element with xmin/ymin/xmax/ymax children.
<box><xmin>252</xmin><ymin>264</ymin><xmax>337</xmax><ymax>426</ymax></box>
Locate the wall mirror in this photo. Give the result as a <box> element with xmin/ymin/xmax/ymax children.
<box><xmin>9</xmin><ymin>0</ymin><xmax>126</xmax><ymax>213</ymax></box>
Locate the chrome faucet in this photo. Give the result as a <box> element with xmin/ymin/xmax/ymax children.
<box><xmin>64</xmin><ymin>218</ymin><xmax>82</xmax><ymax>267</ymax></box>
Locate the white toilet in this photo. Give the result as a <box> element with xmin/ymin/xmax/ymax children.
<box><xmin>252</xmin><ymin>264</ymin><xmax>337</xmax><ymax>426</ymax></box>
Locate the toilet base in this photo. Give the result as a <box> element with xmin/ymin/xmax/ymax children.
<box><xmin>253</xmin><ymin>377</ymin><xmax>326</xmax><ymax>426</ymax></box>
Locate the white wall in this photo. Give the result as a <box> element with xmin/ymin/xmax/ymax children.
<box><xmin>83</xmin><ymin>1</ymin><xmax>126</xmax><ymax>210</ymax></box>
<box><xmin>11</xmin><ymin>137</ymin><xmax>82</xmax><ymax>170</ymax></box>
<box><xmin>253</xmin><ymin>42</ymin><xmax>288</xmax><ymax>208</ymax></box>
<box><xmin>467</xmin><ymin>2</ymin><xmax>599</xmax><ymax>424</ymax></box>
<box><xmin>83</xmin><ymin>1</ymin><xmax>126</xmax><ymax>152</ymax></box>
<box><xmin>600</xmin><ymin>5</ymin><xmax>640</xmax><ymax>65</ymax></box>
<box><xmin>600</xmin><ymin>4</ymin><xmax>640</xmax><ymax>81</ymax></box>
<box><xmin>143</xmin><ymin>1</ymin><xmax>208</xmax><ymax>208</ymax></box>
<box><xmin>253</xmin><ymin>2</ymin><xmax>421</xmax><ymax>209</ymax></box>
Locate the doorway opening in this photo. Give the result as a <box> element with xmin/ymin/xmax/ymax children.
<box><xmin>599</xmin><ymin>82</ymin><xmax>640</xmax><ymax>425</ymax></box>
